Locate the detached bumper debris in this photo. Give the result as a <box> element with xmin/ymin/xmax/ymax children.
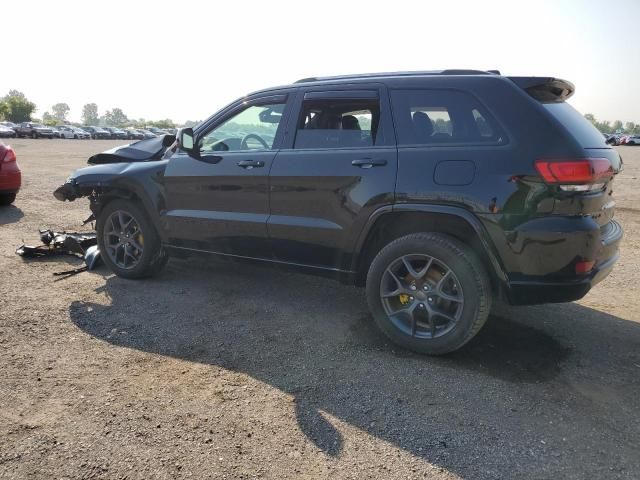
<box><xmin>16</xmin><ymin>229</ymin><xmax>102</xmax><ymax>277</ymax></box>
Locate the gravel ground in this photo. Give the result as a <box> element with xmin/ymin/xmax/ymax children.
<box><xmin>1</xmin><ymin>139</ymin><xmax>639</xmax><ymax>479</ymax></box>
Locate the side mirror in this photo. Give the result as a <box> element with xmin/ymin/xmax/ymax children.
<box><xmin>179</xmin><ymin>128</ymin><xmax>196</xmax><ymax>156</ymax></box>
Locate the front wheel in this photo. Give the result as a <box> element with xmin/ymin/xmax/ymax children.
<box><xmin>96</xmin><ymin>199</ymin><xmax>168</xmax><ymax>279</ymax></box>
<box><xmin>366</xmin><ymin>233</ymin><xmax>491</xmax><ymax>355</ymax></box>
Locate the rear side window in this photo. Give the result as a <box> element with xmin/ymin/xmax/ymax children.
<box><xmin>542</xmin><ymin>102</ymin><xmax>608</xmax><ymax>148</ymax></box>
<box><xmin>390</xmin><ymin>89</ymin><xmax>504</xmax><ymax>146</ymax></box>
<box><xmin>294</xmin><ymin>99</ymin><xmax>380</xmax><ymax>149</ymax></box>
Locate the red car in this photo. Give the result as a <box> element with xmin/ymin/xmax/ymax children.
<box><xmin>0</xmin><ymin>143</ymin><xmax>20</xmax><ymax>205</ymax></box>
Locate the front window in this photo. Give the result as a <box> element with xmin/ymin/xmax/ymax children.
<box><xmin>199</xmin><ymin>102</ymin><xmax>285</xmax><ymax>153</ymax></box>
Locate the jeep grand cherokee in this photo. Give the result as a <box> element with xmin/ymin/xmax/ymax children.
<box><xmin>54</xmin><ymin>70</ymin><xmax>623</xmax><ymax>354</ymax></box>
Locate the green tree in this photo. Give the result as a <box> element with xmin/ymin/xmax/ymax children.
<box><xmin>51</xmin><ymin>103</ymin><xmax>70</xmax><ymax>123</ymax></box>
<box><xmin>42</xmin><ymin>112</ymin><xmax>57</xmax><ymax>126</ymax></box>
<box><xmin>103</xmin><ymin>107</ymin><xmax>129</xmax><ymax>127</ymax></box>
<box><xmin>1</xmin><ymin>90</ymin><xmax>36</xmax><ymax>122</ymax></box>
<box><xmin>612</xmin><ymin>120</ymin><xmax>623</xmax><ymax>133</ymax></box>
<box><xmin>147</xmin><ymin>118</ymin><xmax>176</xmax><ymax>129</ymax></box>
<box><xmin>0</xmin><ymin>101</ymin><xmax>8</xmax><ymax>120</ymax></box>
<box><xmin>624</xmin><ymin>122</ymin><xmax>637</xmax><ymax>134</ymax></box>
<box><xmin>81</xmin><ymin>103</ymin><xmax>99</xmax><ymax>126</ymax></box>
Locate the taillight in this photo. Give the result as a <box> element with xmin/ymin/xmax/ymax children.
<box><xmin>535</xmin><ymin>158</ymin><xmax>614</xmax><ymax>192</ymax></box>
<box><xmin>2</xmin><ymin>147</ymin><xmax>16</xmax><ymax>163</ymax></box>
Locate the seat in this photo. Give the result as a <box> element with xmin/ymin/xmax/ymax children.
<box><xmin>412</xmin><ymin>111</ymin><xmax>434</xmax><ymax>142</ymax></box>
<box><xmin>341</xmin><ymin>115</ymin><xmax>361</xmax><ymax>130</ymax></box>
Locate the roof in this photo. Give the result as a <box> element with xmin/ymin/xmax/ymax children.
<box><xmin>246</xmin><ymin>69</ymin><xmax>504</xmax><ymax>99</ymax></box>
<box><xmin>294</xmin><ymin>69</ymin><xmax>501</xmax><ymax>84</ymax></box>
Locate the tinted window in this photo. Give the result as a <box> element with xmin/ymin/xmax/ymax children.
<box><xmin>199</xmin><ymin>103</ymin><xmax>285</xmax><ymax>152</ymax></box>
<box><xmin>391</xmin><ymin>89</ymin><xmax>504</xmax><ymax>146</ymax></box>
<box><xmin>294</xmin><ymin>99</ymin><xmax>380</xmax><ymax>149</ymax></box>
<box><xmin>543</xmin><ymin>102</ymin><xmax>607</xmax><ymax>148</ymax></box>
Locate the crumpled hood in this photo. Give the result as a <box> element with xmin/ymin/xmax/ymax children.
<box><xmin>87</xmin><ymin>134</ymin><xmax>176</xmax><ymax>164</ymax></box>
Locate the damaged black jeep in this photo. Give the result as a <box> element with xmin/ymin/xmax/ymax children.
<box><xmin>54</xmin><ymin>71</ymin><xmax>623</xmax><ymax>355</ymax></box>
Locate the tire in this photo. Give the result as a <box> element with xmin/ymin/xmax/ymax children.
<box><xmin>365</xmin><ymin>233</ymin><xmax>491</xmax><ymax>355</ymax></box>
<box><xmin>96</xmin><ymin>199</ymin><xmax>168</xmax><ymax>279</ymax></box>
<box><xmin>0</xmin><ymin>193</ymin><xmax>17</xmax><ymax>206</ymax></box>
<box><xmin>32</xmin><ymin>132</ymin><xmax>37</xmax><ymax>139</ymax></box>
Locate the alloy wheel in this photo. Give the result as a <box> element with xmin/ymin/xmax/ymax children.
<box><xmin>103</xmin><ymin>210</ymin><xmax>145</xmax><ymax>270</ymax></box>
<box><xmin>380</xmin><ymin>254</ymin><xmax>464</xmax><ymax>339</ymax></box>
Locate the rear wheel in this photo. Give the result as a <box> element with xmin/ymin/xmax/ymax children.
<box><xmin>32</xmin><ymin>132</ymin><xmax>37</xmax><ymax>139</ymax></box>
<box><xmin>366</xmin><ymin>233</ymin><xmax>491</xmax><ymax>355</ymax></box>
<box><xmin>97</xmin><ymin>199</ymin><xmax>168</xmax><ymax>279</ymax></box>
<box><xmin>0</xmin><ymin>193</ymin><xmax>17</xmax><ymax>206</ymax></box>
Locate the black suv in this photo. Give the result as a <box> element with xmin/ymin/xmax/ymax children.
<box><xmin>54</xmin><ymin>70</ymin><xmax>623</xmax><ymax>354</ymax></box>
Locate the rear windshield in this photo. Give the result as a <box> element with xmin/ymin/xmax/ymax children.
<box><xmin>543</xmin><ymin>102</ymin><xmax>608</xmax><ymax>148</ymax></box>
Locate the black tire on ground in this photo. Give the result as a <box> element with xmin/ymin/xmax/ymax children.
<box><xmin>0</xmin><ymin>193</ymin><xmax>17</xmax><ymax>206</ymax></box>
<box><xmin>365</xmin><ymin>232</ymin><xmax>491</xmax><ymax>355</ymax></box>
<box><xmin>32</xmin><ymin>132</ymin><xmax>37</xmax><ymax>139</ymax></box>
<box><xmin>96</xmin><ymin>199</ymin><xmax>168</xmax><ymax>279</ymax></box>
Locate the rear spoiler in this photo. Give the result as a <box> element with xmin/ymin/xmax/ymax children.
<box><xmin>509</xmin><ymin>77</ymin><xmax>575</xmax><ymax>103</ymax></box>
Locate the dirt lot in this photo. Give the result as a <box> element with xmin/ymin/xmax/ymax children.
<box><xmin>1</xmin><ymin>139</ymin><xmax>639</xmax><ymax>479</ymax></box>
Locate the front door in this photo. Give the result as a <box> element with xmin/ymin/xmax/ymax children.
<box><xmin>163</xmin><ymin>94</ymin><xmax>291</xmax><ymax>258</ymax></box>
<box><xmin>268</xmin><ymin>87</ymin><xmax>397</xmax><ymax>271</ymax></box>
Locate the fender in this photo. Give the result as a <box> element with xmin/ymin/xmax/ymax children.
<box><xmin>53</xmin><ymin>160</ymin><xmax>169</xmax><ymax>241</ymax></box>
<box><xmin>351</xmin><ymin>203</ymin><xmax>509</xmax><ymax>284</ymax></box>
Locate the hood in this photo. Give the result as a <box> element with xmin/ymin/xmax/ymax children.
<box><xmin>87</xmin><ymin>134</ymin><xmax>176</xmax><ymax>164</ymax></box>
<box><xmin>53</xmin><ymin>159</ymin><xmax>168</xmax><ymax>201</ymax></box>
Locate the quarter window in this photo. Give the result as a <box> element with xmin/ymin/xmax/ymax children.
<box><xmin>199</xmin><ymin>103</ymin><xmax>285</xmax><ymax>153</ymax></box>
<box><xmin>391</xmin><ymin>90</ymin><xmax>504</xmax><ymax>146</ymax></box>
<box><xmin>294</xmin><ymin>99</ymin><xmax>381</xmax><ymax>149</ymax></box>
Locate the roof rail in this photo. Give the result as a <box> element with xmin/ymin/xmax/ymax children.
<box><xmin>294</xmin><ymin>69</ymin><xmax>501</xmax><ymax>83</ymax></box>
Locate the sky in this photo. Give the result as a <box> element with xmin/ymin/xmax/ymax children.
<box><xmin>2</xmin><ymin>0</ymin><xmax>639</xmax><ymax>125</ymax></box>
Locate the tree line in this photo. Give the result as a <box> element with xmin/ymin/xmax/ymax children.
<box><xmin>2</xmin><ymin>89</ymin><xmax>638</xmax><ymax>136</ymax></box>
<box><xmin>0</xmin><ymin>90</ymin><xmax>200</xmax><ymax>129</ymax></box>
<box><xmin>584</xmin><ymin>113</ymin><xmax>640</xmax><ymax>135</ymax></box>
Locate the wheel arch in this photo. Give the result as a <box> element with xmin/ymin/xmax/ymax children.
<box><xmin>351</xmin><ymin>204</ymin><xmax>508</xmax><ymax>293</ymax></box>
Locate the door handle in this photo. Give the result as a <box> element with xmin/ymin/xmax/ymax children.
<box><xmin>351</xmin><ymin>158</ymin><xmax>387</xmax><ymax>168</ymax></box>
<box><xmin>237</xmin><ymin>159</ymin><xmax>265</xmax><ymax>169</ymax></box>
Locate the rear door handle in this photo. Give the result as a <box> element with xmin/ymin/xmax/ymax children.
<box><xmin>351</xmin><ymin>158</ymin><xmax>387</xmax><ymax>168</ymax></box>
<box><xmin>237</xmin><ymin>159</ymin><xmax>265</xmax><ymax>169</ymax></box>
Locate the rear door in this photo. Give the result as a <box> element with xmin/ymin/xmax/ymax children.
<box><xmin>268</xmin><ymin>85</ymin><xmax>397</xmax><ymax>271</ymax></box>
<box><xmin>163</xmin><ymin>93</ymin><xmax>293</xmax><ymax>258</ymax></box>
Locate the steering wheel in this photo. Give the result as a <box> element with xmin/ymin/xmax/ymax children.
<box><xmin>240</xmin><ymin>133</ymin><xmax>269</xmax><ymax>150</ymax></box>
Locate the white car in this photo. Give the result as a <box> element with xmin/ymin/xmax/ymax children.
<box><xmin>627</xmin><ymin>135</ymin><xmax>640</xmax><ymax>146</ymax></box>
<box><xmin>55</xmin><ymin>126</ymin><xmax>78</xmax><ymax>139</ymax></box>
<box><xmin>61</xmin><ymin>125</ymin><xmax>90</xmax><ymax>139</ymax></box>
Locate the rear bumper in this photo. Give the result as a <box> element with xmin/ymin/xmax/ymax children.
<box><xmin>503</xmin><ymin>219</ymin><xmax>623</xmax><ymax>305</ymax></box>
<box><xmin>0</xmin><ymin>169</ymin><xmax>21</xmax><ymax>193</ymax></box>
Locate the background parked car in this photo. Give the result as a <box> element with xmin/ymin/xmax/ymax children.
<box><xmin>0</xmin><ymin>121</ymin><xmax>18</xmax><ymax>130</ymax></box>
<box><xmin>145</xmin><ymin>127</ymin><xmax>169</xmax><ymax>136</ymax></box>
<box><xmin>137</xmin><ymin>129</ymin><xmax>157</xmax><ymax>139</ymax></box>
<box><xmin>14</xmin><ymin>122</ymin><xmax>54</xmax><ymax>139</ymax></box>
<box><xmin>0</xmin><ymin>142</ymin><xmax>20</xmax><ymax>205</ymax></box>
<box><xmin>103</xmin><ymin>127</ymin><xmax>128</xmax><ymax>139</ymax></box>
<box><xmin>82</xmin><ymin>126</ymin><xmax>111</xmax><ymax>139</ymax></box>
<box><xmin>0</xmin><ymin>125</ymin><xmax>16</xmax><ymax>138</ymax></box>
<box><xmin>124</xmin><ymin>129</ymin><xmax>144</xmax><ymax>140</ymax></box>
<box><xmin>627</xmin><ymin>135</ymin><xmax>640</xmax><ymax>145</ymax></box>
<box><xmin>55</xmin><ymin>125</ymin><xmax>78</xmax><ymax>139</ymax></box>
<box><xmin>51</xmin><ymin>127</ymin><xmax>64</xmax><ymax>139</ymax></box>
<box><xmin>67</xmin><ymin>126</ymin><xmax>90</xmax><ymax>139</ymax></box>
